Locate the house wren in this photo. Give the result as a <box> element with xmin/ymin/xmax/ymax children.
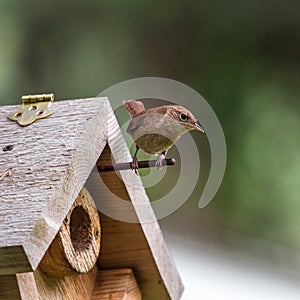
<box><xmin>124</xmin><ymin>100</ymin><xmax>204</xmax><ymax>174</ymax></box>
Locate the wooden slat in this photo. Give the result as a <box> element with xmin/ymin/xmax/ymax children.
<box><xmin>16</xmin><ymin>266</ymin><xmax>98</xmax><ymax>300</ymax></box>
<box><xmin>0</xmin><ymin>246</ymin><xmax>32</xmax><ymax>276</ymax></box>
<box><xmin>16</xmin><ymin>272</ymin><xmax>39</xmax><ymax>300</ymax></box>
<box><xmin>34</xmin><ymin>266</ymin><xmax>98</xmax><ymax>300</ymax></box>
<box><xmin>92</xmin><ymin>269</ymin><xmax>141</xmax><ymax>300</ymax></box>
<box><xmin>0</xmin><ymin>274</ymin><xmax>21</xmax><ymax>299</ymax></box>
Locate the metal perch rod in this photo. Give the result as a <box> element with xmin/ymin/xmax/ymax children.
<box><xmin>97</xmin><ymin>158</ymin><xmax>176</xmax><ymax>172</ymax></box>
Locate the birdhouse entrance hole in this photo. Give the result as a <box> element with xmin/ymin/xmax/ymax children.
<box><xmin>70</xmin><ymin>205</ymin><xmax>92</xmax><ymax>252</ymax></box>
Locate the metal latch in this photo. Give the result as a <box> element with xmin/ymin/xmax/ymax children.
<box><xmin>8</xmin><ymin>93</ymin><xmax>54</xmax><ymax>126</ymax></box>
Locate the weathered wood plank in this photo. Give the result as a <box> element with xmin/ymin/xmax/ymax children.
<box><xmin>16</xmin><ymin>272</ymin><xmax>39</xmax><ymax>300</ymax></box>
<box><xmin>0</xmin><ymin>246</ymin><xmax>32</xmax><ymax>276</ymax></box>
<box><xmin>0</xmin><ymin>97</ymin><xmax>109</xmax><ymax>275</ymax></box>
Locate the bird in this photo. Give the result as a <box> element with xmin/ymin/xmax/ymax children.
<box><xmin>124</xmin><ymin>100</ymin><xmax>205</xmax><ymax>174</ymax></box>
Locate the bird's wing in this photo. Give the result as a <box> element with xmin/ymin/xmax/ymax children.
<box><xmin>127</xmin><ymin>112</ymin><xmax>167</xmax><ymax>136</ymax></box>
<box><xmin>127</xmin><ymin>114</ymin><xmax>144</xmax><ymax>134</ymax></box>
<box><xmin>123</xmin><ymin>100</ymin><xmax>145</xmax><ymax>117</ymax></box>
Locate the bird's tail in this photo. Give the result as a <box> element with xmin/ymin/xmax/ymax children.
<box><xmin>123</xmin><ymin>100</ymin><xmax>145</xmax><ymax>117</ymax></box>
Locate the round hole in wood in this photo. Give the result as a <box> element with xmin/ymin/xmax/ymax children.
<box><xmin>70</xmin><ymin>205</ymin><xmax>92</xmax><ymax>252</ymax></box>
<box><xmin>39</xmin><ymin>188</ymin><xmax>101</xmax><ymax>277</ymax></box>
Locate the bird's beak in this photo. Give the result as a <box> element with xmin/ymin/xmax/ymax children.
<box><xmin>193</xmin><ymin>121</ymin><xmax>205</xmax><ymax>133</ymax></box>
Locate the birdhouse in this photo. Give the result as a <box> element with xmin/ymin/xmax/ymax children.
<box><xmin>0</xmin><ymin>97</ymin><xmax>183</xmax><ymax>299</ymax></box>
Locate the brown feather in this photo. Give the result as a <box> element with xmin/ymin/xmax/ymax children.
<box><xmin>123</xmin><ymin>100</ymin><xmax>145</xmax><ymax>118</ymax></box>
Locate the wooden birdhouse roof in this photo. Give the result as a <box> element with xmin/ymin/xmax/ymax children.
<box><xmin>0</xmin><ymin>97</ymin><xmax>183</xmax><ymax>299</ymax></box>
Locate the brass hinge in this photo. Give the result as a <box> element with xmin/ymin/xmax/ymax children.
<box><xmin>8</xmin><ymin>93</ymin><xmax>54</xmax><ymax>126</ymax></box>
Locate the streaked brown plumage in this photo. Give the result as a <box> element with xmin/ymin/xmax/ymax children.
<box><xmin>124</xmin><ymin>100</ymin><xmax>204</xmax><ymax>174</ymax></box>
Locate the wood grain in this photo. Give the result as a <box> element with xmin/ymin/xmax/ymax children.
<box><xmin>16</xmin><ymin>266</ymin><xmax>98</xmax><ymax>300</ymax></box>
<box><xmin>0</xmin><ymin>274</ymin><xmax>21</xmax><ymax>299</ymax></box>
<box><xmin>0</xmin><ymin>98</ymin><xmax>109</xmax><ymax>296</ymax></box>
<box><xmin>92</xmin><ymin>269</ymin><xmax>141</xmax><ymax>300</ymax></box>
<box><xmin>39</xmin><ymin>188</ymin><xmax>101</xmax><ymax>277</ymax></box>
<box><xmin>16</xmin><ymin>272</ymin><xmax>39</xmax><ymax>300</ymax></box>
<box><xmin>0</xmin><ymin>97</ymin><xmax>108</xmax><ymax>276</ymax></box>
<box><xmin>34</xmin><ymin>266</ymin><xmax>98</xmax><ymax>300</ymax></box>
<box><xmin>17</xmin><ymin>267</ymin><xmax>141</xmax><ymax>300</ymax></box>
<box><xmin>87</xmin><ymin>143</ymin><xmax>183</xmax><ymax>300</ymax></box>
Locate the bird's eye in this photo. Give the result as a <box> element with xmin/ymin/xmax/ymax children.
<box><xmin>180</xmin><ymin>113</ymin><xmax>188</xmax><ymax>121</ymax></box>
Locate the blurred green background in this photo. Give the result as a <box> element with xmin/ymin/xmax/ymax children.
<box><xmin>1</xmin><ymin>0</ymin><xmax>300</xmax><ymax>271</ymax></box>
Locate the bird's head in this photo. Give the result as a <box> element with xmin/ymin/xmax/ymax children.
<box><xmin>167</xmin><ymin>105</ymin><xmax>205</xmax><ymax>133</ymax></box>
